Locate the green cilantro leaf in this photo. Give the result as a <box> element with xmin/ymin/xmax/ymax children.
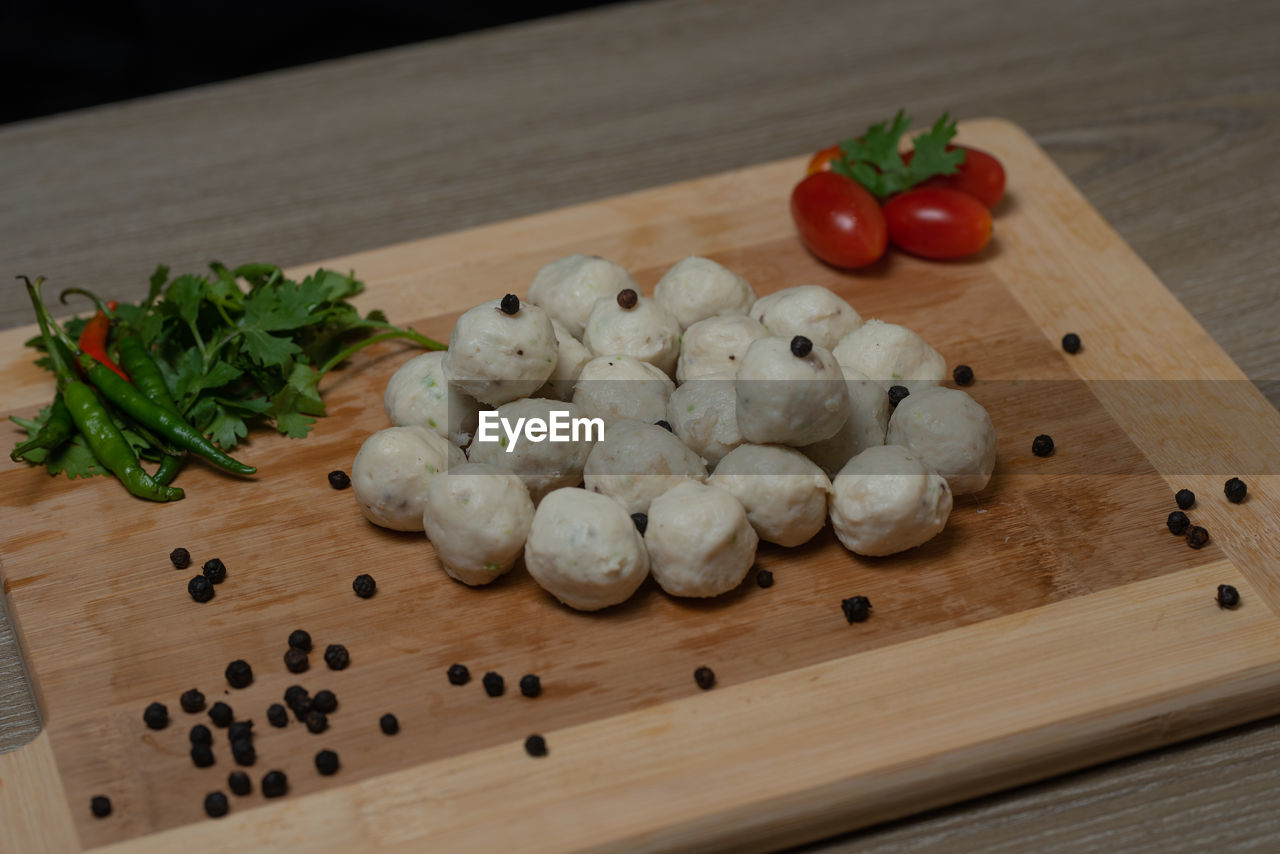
<box><xmin>830</xmin><ymin>110</ymin><xmax>966</xmax><ymax>198</ymax></box>
<box><xmin>241</xmin><ymin>327</ymin><xmax>302</xmax><ymax>367</ymax></box>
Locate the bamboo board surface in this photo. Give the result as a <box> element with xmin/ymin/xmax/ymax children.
<box><xmin>1</xmin><ymin>119</ymin><xmax>1279</xmax><ymax>853</ymax></box>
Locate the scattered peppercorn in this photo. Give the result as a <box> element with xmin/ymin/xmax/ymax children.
<box><xmin>790</xmin><ymin>335</ymin><xmax>813</xmax><ymax>358</ymax></box>
<box><xmin>447</xmin><ymin>663</ymin><xmax>470</xmax><ymax>686</ymax></box>
<box><xmin>1216</xmin><ymin>584</ymin><xmax>1241</xmax><ymax>609</ymax></box>
<box><xmin>616</xmin><ymin>289</ymin><xmax>638</xmax><ymax>310</ymax></box>
<box><xmin>209</xmin><ymin>702</ymin><xmax>234</xmax><ymax>728</ymax></box>
<box><xmin>1167</xmin><ymin>511</ymin><xmax>1190</xmax><ymax>536</ymax></box>
<box><xmin>90</xmin><ymin>795</ymin><xmax>112</xmax><ymax>818</ymax></box>
<box><xmin>204</xmin><ymin>791</ymin><xmax>229</xmax><ymax>818</ymax></box>
<box><xmin>1061</xmin><ymin>333</ymin><xmax>1081</xmax><ymax>354</ymax></box>
<box><xmin>1224</xmin><ymin>477</ymin><xmax>1248</xmax><ymax>503</ymax></box>
<box><xmin>190</xmin><ymin>724</ymin><xmax>213</xmax><ymax>745</ymax></box>
<box><xmin>756</xmin><ymin>569</ymin><xmax>774</xmax><ymax>588</ymax></box>
<box><xmin>1031</xmin><ymin>434</ymin><xmax>1055</xmax><ymax>457</ymax></box>
<box><xmin>1186</xmin><ymin>526</ymin><xmax>1210</xmax><ymax>549</ymax></box>
<box><xmin>1175</xmin><ymin>489</ymin><xmax>1195</xmax><ymax>510</ymax></box>
<box><xmin>228</xmin><ymin>771</ymin><xmax>252</xmax><ymax>796</ymax></box>
<box><xmin>225</xmin><ymin>659</ymin><xmax>254</xmax><ymax>689</ymax></box>
<box><xmin>841</xmin><ymin>595</ymin><xmax>872</xmax><ymax>624</ymax></box>
<box><xmin>231</xmin><ymin>739</ymin><xmax>256</xmax><ymax>767</ymax></box>
<box><xmin>288</xmin><ymin>630</ymin><xmax>313</xmax><ymax>652</ymax></box>
<box><xmin>315</xmin><ymin>749</ymin><xmax>340</xmax><ymax>776</ymax></box>
<box><xmin>483</xmin><ymin>671</ymin><xmax>505</xmax><ymax>697</ymax></box>
<box><xmin>694</xmin><ymin>666</ymin><xmax>716</xmax><ymax>690</ymax></box>
<box><xmin>284</xmin><ymin>685</ymin><xmax>308</xmax><ymax>708</ymax></box>
<box><xmin>952</xmin><ymin>364</ymin><xmax>974</xmax><ymax>386</ymax></box>
<box><xmin>202</xmin><ymin>558</ymin><xmax>227</xmax><ymax>584</ymax></box>
<box><xmin>524</xmin><ymin>734</ymin><xmax>548</xmax><ymax>757</ymax></box>
<box><xmin>499</xmin><ymin>294</ymin><xmax>520</xmax><ymax>315</ymax></box>
<box><xmin>191</xmin><ymin>743</ymin><xmax>215</xmax><ymax>768</ymax></box>
<box><xmin>291</xmin><ymin>696</ymin><xmax>314</xmax><ymax>721</ymax></box>
<box><xmin>180</xmin><ymin>689</ymin><xmax>206</xmax><ymax>714</ymax></box>
<box><xmin>228</xmin><ymin>721</ymin><xmax>254</xmax><ymax>743</ymax></box>
<box><xmin>188</xmin><ymin>575</ymin><xmax>214</xmax><ymax>603</ymax></box>
<box><xmin>380</xmin><ymin>713</ymin><xmax>399</xmax><ymax>735</ymax></box>
<box><xmin>143</xmin><ymin>701</ymin><xmax>169</xmax><ymax>730</ymax></box>
<box><xmin>284</xmin><ymin>648</ymin><xmax>309</xmax><ymax>674</ymax></box>
<box><xmin>261</xmin><ymin>770</ymin><xmax>288</xmax><ymax>798</ymax></box>
<box><xmin>654</xmin><ymin>420</ymin><xmax>673</xmax><ymax>432</ymax></box>
<box><xmin>169</xmin><ymin>547</ymin><xmax>191</xmax><ymax>569</ymax></box>
<box><xmin>312</xmin><ymin>690</ymin><xmax>338</xmax><ymax>714</ymax></box>
<box><xmin>631</xmin><ymin>512</ymin><xmax>648</xmax><ymax>535</ymax></box>
<box><xmin>519</xmin><ymin>674</ymin><xmax>542</xmax><ymax>698</ymax></box>
<box><xmin>887</xmin><ymin>385</ymin><xmax>910</xmax><ymax>407</ymax></box>
<box><xmin>352</xmin><ymin>574</ymin><xmax>377</xmax><ymax>599</ymax></box>
<box><xmin>306</xmin><ymin>711</ymin><xmax>329</xmax><ymax>734</ymax></box>
<box><xmin>267</xmin><ymin>704</ymin><xmax>288</xmax><ymax>728</ymax></box>
<box><xmin>324</xmin><ymin>644</ymin><xmax>350</xmax><ymax>671</ymax></box>
<box><xmin>328</xmin><ymin>470</ymin><xmax>351</xmax><ymax>490</ymax></box>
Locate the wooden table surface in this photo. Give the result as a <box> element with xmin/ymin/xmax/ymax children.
<box><xmin>1</xmin><ymin>0</ymin><xmax>1277</xmax><ymax>850</ymax></box>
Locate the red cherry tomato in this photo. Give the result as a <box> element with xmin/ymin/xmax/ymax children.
<box><xmin>883</xmin><ymin>187</ymin><xmax>992</xmax><ymax>260</ymax></box>
<box><xmin>806</xmin><ymin>144</ymin><xmax>842</xmax><ymax>176</ymax></box>
<box><xmin>904</xmin><ymin>145</ymin><xmax>1005</xmax><ymax>209</ymax></box>
<box><xmin>791</xmin><ymin>172</ymin><xmax>888</xmax><ymax>269</ymax></box>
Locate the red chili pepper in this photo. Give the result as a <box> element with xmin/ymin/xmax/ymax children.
<box><xmin>78</xmin><ymin>299</ymin><xmax>130</xmax><ymax>381</ymax></box>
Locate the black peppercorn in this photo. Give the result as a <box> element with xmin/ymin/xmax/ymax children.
<box><xmin>315</xmin><ymin>749</ymin><xmax>340</xmax><ymax>776</ymax></box>
<box><xmin>499</xmin><ymin>293</ymin><xmax>520</xmax><ymax>315</ymax></box>
<box><xmin>524</xmin><ymin>734</ymin><xmax>548</xmax><ymax>757</ymax></box>
<box><xmin>887</xmin><ymin>385</ymin><xmax>910</xmax><ymax>407</ymax></box>
<box><xmin>225</xmin><ymin>659</ymin><xmax>254</xmax><ymax>689</ymax></box>
<box><xmin>188</xmin><ymin>575</ymin><xmax>214</xmax><ymax>603</ymax></box>
<box><xmin>519</xmin><ymin>674</ymin><xmax>542</xmax><ymax>698</ymax></box>
<box><xmin>306</xmin><ymin>711</ymin><xmax>329</xmax><ymax>734</ymax></box>
<box><xmin>291</xmin><ymin>696</ymin><xmax>313</xmax><ymax>721</ymax></box>
<box><xmin>1031</xmin><ymin>434</ymin><xmax>1055</xmax><ymax>457</ymax></box>
<box><xmin>209</xmin><ymin>702</ymin><xmax>234</xmax><ymax>728</ymax></box>
<box><xmin>261</xmin><ymin>770</ymin><xmax>288</xmax><ymax>798</ymax></box>
<box><xmin>380</xmin><ymin>713</ymin><xmax>399</xmax><ymax>735</ymax></box>
<box><xmin>284</xmin><ymin>648</ymin><xmax>309</xmax><ymax>674</ymax></box>
<box><xmin>267</xmin><ymin>703</ymin><xmax>288</xmax><ymax>728</ymax></box>
<box><xmin>191</xmin><ymin>743</ymin><xmax>215</xmax><ymax>768</ymax></box>
<box><xmin>654</xmin><ymin>419</ymin><xmax>673</xmax><ymax>432</ymax></box>
<box><xmin>170</xmin><ymin>547</ymin><xmax>191</xmax><ymax>569</ymax></box>
<box><xmin>1186</xmin><ymin>526</ymin><xmax>1210</xmax><ymax>549</ymax></box>
<box><xmin>228</xmin><ymin>720</ymin><xmax>254</xmax><ymax>743</ymax></box>
<box><xmin>312</xmin><ymin>690</ymin><xmax>338</xmax><ymax>714</ymax></box>
<box><xmin>284</xmin><ymin>684</ymin><xmax>308</xmax><ymax>707</ymax></box>
<box><xmin>1175</xmin><ymin>489</ymin><xmax>1195</xmax><ymax>510</ymax></box>
<box><xmin>203</xmin><ymin>791</ymin><xmax>229</xmax><ymax>818</ymax></box>
<box><xmin>1061</xmin><ymin>333</ymin><xmax>1081</xmax><ymax>354</ymax></box>
<box><xmin>482</xmin><ymin>671</ymin><xmax>505</xmax><ymax>697</ymax></box>
<box><xmin>352</xmin><ymin>573</ymin><xmax>376</xmax><ymax>599</ymax></box>
<box><xmin>952</xmin><ymin>364</ymin><xmax>974</xmax><ymax>386</ymax></box>
<box><xmin>180</xmin><ymin>689</ymin><xmax>206</xmax><ymax>714</ymax></box>
<box><xmin>231</xmin><ymin>739</ymin><xmax>256</xmax><ymax>767</ymax></box>
<box><xmin>756</xmin><ymin>570</ymin><xmax>774</xmax><ymax>589</ymax></box>
<box><xmin>1216</xmin><ymin>584</ymin><xmax>1241</xmax><ymax>609</ymax></box>
<box><xmin>1167</xmin><ymin>511</ymin><xmax>1190</xmax><ymax>536</ymax></box>
<box><xmin>447</xmin><ymin>663</ymin><xmax>470</xmax><ymax>686</ymax></box>
<box><xmin>324</xmin><ymin>644</ymin><xmax>350</xmax><ymax>671</ymax></box>
<box><xmin>694</xmin><ymin>666</ymin><xmax>716</xmax><ymax>690</ymax></box>
<box><xmin>288</xmin><ymin>630</ymin><xmax>313</xmax><ymax>652</ymax></box>
<box><xmin>90</xmin><ymin>795</ymin><xmax>112</xmax><ymax>818</ymax></box>
<box><xmin>202</xmin><ymin>558</ymin><xmax>227</xmax><ymax>584</ymax></box>
<box><xmin>190</xmin><ymin>724</ymin><xmax>213</xmax><ymax>745</ymax></box>
<box><xmin>616</xmin><ymin>289</ymin><xmax>638</xmax><ymax>310</ymax></box>
<box><xmin>143</xmin><ymin>701</ymin><xmax>169</xmax><ymax>730</ymax></box>
<box><xmin>631</xmin><ymin>512</ymin><xmax>648</xmax><ymax>535</ymax></box>
<box><xmin>1224</xmin><ymin>477</ymin><xmax>1247</xmax><ymax>503</ymax></box>
<box><xmin>841</xmin><ymin>595</ymin><xmax>871</xmax><ymax>624</ymax></box>
<box><xmin>328</xmin><ymin>470</ymin><xmax>351</xmax><ymax>490</ymax></box>
<box><xmin>228</xmin><ymin>771</ymin><xmax>252</xmax><ymax>796</ymax></box>
<box><xmin>790</xmin><ymin>335</ymin><xmax>813</xmax><ymax>358</ymax></box>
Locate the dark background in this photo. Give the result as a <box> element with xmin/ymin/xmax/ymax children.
<box><xmin>0</xmin><ymin>1</ymin><xmax>622</xmax><ymax>125</ymax></box>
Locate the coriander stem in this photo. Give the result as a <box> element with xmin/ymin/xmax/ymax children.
<box><xmin>317</xmin><ymin>328</ymin><xmax>445</xmax><ymax>379</ymax></box>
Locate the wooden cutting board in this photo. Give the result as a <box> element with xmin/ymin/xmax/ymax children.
<box><xmin>2</xmin><ymin>119</ymin><xmax>1279</xmax><ymax>854</ymax></box>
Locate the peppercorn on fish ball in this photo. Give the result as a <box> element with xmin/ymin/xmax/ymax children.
<box><xmin>468</xmin><ymin>397</ymin><xmax>598</xmax><ymax>502</ymax></box>
<box><xmin>582</xmin><ymin>293</ymin><xmax>682</xmax><ymax>377</ymax></box>
<box><xmin>383</xmin><ymin>351</ymin><xmax>482</xmax><ymax>448</ymax></box>
<box><xmin>352</xmin><ymin>425</ymin><xmax>466</xmax><ymax>531</ymax></box>
<box><xmin>423</xmin><ymin>463</ymin><xmax>535</xmax><ymax>586</ymax></box>
<box><xmin>885</xmin><ymin>386</ymin><xmax>996</xmax><ymax>495</ymax></box>
<box><xmin>526</xmin><ymin>254</ymin><xmax>638</xmax><ymax>339</ymax></box>
<box><xmin>645</xmin><ymin>481</ymin><xmax>758</xmax><ymax>598</ymax></box>
<box><xmin>665</xmin><ymin>371</ymin><xmax>744</xmax><ymax>468</ymax></box>
<box><xmin>653</xmin><ymin>256</ymin><xmax>757</xmax><ymax>330</ymax></box>
<box><xmin>536</xmin><ymin>319</ymin><xmax>593</xmax><ymax>401</ymax></box>
<box><xmin>675</xmin><ymin>315</ymin><xmax>769</xmax><ymax>382</ymax></box>
<box><xmin>799</xmin><ymin>366</ymin><xmax>890</xmax><ymax>477</ymax></box>
<box><xmin>524</xmin><ymin>488</ymin><xmax>650</xmax><ymax>611</ymax></box>
<box><xmin>583</xmin><ymin>419</ymin><xmax>707</xmax><ymax>514</ymax></box>
<box><xmin>708</xmin><ymin>444</ymin><xmax>831</xmax><ymax>547</ymax></box>
<box><xmin>735</xmin><ymin>336</ymin><xmax>849</xmax><ymax>446</ymax></box>
<box><xmin>829</xmin><ymin>445</ymin><xmax>952</xmax><ymax>556</ymax></box>
<box><xmin>444</xmin><ymin>298</ymin><xmax>558</xmax><ymax>406</ymax></box>
<box><xmin>832</xmin><ymin>319</ymin><xmax>946</xmax><ymax>391</ymax></box>
<box><xmin>750</xmin><ymin>285</ymin><xmax>863</xmax><ymax>350</ymax></box>
<box><xmin>573</xmin><ymin>356</ymin><xmax>675</xmax><ymax>426</ymax></box>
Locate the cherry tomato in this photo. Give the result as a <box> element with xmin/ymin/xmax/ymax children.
<box><xmin>790</xmin><ymin>172</ymin><xmax>887</xmax><ymax>269</ymax></box>
<box><xmin>904</xmin><ymin>145</ymin><xmax>1005</xmax><ymax>209</ymax></box>
<box><xmin>883</xmin><ymin>187</ymin><xmax>992</xmax><ymax>260</ymax></box>
<box><xmin>806</xmin><ymin>144</ymin><xmax>842</xmax><ymax>175</ymax></box>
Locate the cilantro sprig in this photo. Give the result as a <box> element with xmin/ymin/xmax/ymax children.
<box><xmin>830</xmin><ymin>110</ymin><xmax>966</xmax><ymax>198</ymax></box>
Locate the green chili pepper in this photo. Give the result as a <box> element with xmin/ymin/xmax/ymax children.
<box><xmin>153</xmin><ymin>450</ymin><xmax>185</xmax><ymax>485</ymax></box>
<box><xmin>116</xmin><ymin>328</ymin><xmax>180</xmax><ymax>414</ymax></box>
<box><xmin>10</xmin><ymin>394</ymin><xmax>75</xmax><ymax>462</ymax></box>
